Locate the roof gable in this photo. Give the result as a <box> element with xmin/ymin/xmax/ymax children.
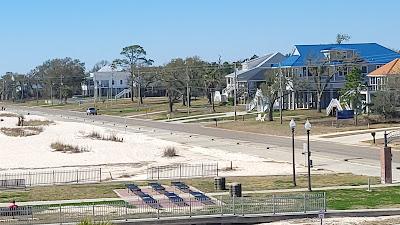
<box><xmin>368</xmin><ymin>58</ymin><xmax>400</xmax><ymax>76</ymax></box>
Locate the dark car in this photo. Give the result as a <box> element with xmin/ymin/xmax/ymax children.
<box><xmin>86</xmin><ymin>107</ymin><xmax>97</xmax><ymax>115</ymax></box>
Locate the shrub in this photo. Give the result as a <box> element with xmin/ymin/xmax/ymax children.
<box><xmin>51</xmin><ymin>141</ymin><xmax>89</xmax><ymax>153</ymax></box>
<box><xmin>106</xmin><ymin>133</ymin><xmax>123</xmax><ymax>142</ymax></box>
<box><xmin>86</xmin><ymin>131</ymin><xmax>123</xmax><ymax>142</ymax></box>
<box><xmin>1</xmin><ymin>127</ymin><xmax>43</xmax><ymax>137</ymax></box>
<box><xmin>23</xmin><ymin>120</ymin><xmax>53</xmax><ymax>126</ymax></box>
<box><xmin>162</xmin><ymin>146</ymin><xmax>178</xmax><ymax>157</ymax></box>
<box><xmin>87</xmin><ymin>131</ymin><xmax>102</xmax><ymax>139</ymax></box>
<box><xmin>0</xmin><ymin>113</ymin><xmax>18</xmax><ymax>117</ymax></box>
<box><xmin>77</xmin><ymin>219</ymin><xmax>112</xmax><ymax>225</ymax></box>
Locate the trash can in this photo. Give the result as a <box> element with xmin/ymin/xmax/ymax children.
<box><xmin>214</xmin><ymin>177</ymin><xmax>226</xmax><ymax>190</ymax></box>
<box><xmin>230</xmin><ymin>183</ymin><xmax>242</xmax><ymax>197</ymax></box>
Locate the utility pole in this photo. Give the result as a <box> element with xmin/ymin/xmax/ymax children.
<box><xmin>137</xmin><ymin>67</ymin><xmax>141</xmax><ymax>106</ymax></box>
<box><xmin>279</xmin><ymin>64</ymin><xmax>283</xmax><ymax>125</ymax></box>
<box><xmin>50</xmin><ymin>83</ymin><xmax>53</xmax><ymax>106</ymax></box>
<box><xmin>59</xmin><ymin>75</ymin><xmax>63</xmax><ymax>104</ymax></box>
<box><xmin>111</xmin><ymin>72</ymin><xmax>114</xmax><ymax>101</ymax></box>
<box><xmin>2</xmin><ymin>79</ymin><xmax>5</xmax><ymax>101</ymax></box>
<box><xmin>233</xmin><ymin>63</ymin><xmax>237</xmax><ymax>121</ymax></box>
<box><xmin>20</xmin><ymin>76</ymin><xmax>24</xmax><ymax>101</ymax></box>
<box><xmin>186</xmin><ymin>65</ymin><xmax>190</xmax><ymax>115</ymax></box>
<box><xmin>36</xmin><ymin>76</ymin><xmax>39</xmax><ymax>104</ymax></box>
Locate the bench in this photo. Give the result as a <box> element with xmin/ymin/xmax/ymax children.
<box><xmin>0</xmin><ymin>179</ymin><xmax>26</xmax><ymax>189</ymax></box>
<box><xmin>0</xmin><ymin>206</ymin><xmax>32</xmax><ymax>217</ymax></box>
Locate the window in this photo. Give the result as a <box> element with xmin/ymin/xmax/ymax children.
<box><xmin>361</xmin><ymin>66</ymin><xmax>367</xmax><ymax>74</ymax></box>
<box><xmin>370</xmin><ymin>77</ymin><xmax>375</xmax><ymax>85</ymax></box>
<box><xmin>111</xmin><ymin>80</ymin><xmax>115</xmax><ymax>85</ymax></box>
<box><xmin>120</xmin><ymin>80</ymin><xmax>123</xmax><ymax>85</ymax></box>
<box><xmin>376</xmin><ymin>65</ymin><xmax>381</xmax><ymax>69</ymax></box>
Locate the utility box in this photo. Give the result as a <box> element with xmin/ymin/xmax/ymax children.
<box><xmin>381</xmin><ymin>147</ymin><xmax>392</xmax><ymax>184</ymax></box>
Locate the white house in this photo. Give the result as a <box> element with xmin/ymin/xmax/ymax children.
<box><xmin>82</xmin><ymin>65</ymin><xmax>132</xmax><ymax>99</ymax></box>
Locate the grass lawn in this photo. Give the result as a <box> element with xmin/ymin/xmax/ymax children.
<box><xmin>13</xmin><ymin>97</ymin><xmax>242</xmax><ymax>119</ymax></box>
<box><xmin>326</xmin><ymin>186</ymin><xmax>400</xmax><ymax>210</ymax></box>
<box><xmin>246</xmin><ymin>186</ymin><xmax>400</xmax><ymax>210</ymax></box>
<box><xmin>0</xmin><ymin>173</ymin><xmax>378</xmax><ymax>203</ymax></box>
<box><xmin>0</xmin><ymin>183</ymin><xmax>125</xmax><ymax>203</ymax></box>
<box><xmin>209</xmin><ymin>110</ymin><xmax>400</xmax><ymax>136</ymax></box>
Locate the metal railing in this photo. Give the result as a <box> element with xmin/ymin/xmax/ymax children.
<box><xmin>146</xmin><ymin>163</ymin><xmax>218</xmax><ymax>180</ymax></box>
<box><xmin>0</xmin><ymin>168</ymin><xmax>102</xmax><ymax>188</ymax></box>
<box><xmin>0</xmin><ymin>193</ymin><xmax>326</xmax><ymax>224</ymax></box>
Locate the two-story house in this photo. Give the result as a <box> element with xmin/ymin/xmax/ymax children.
<box><xmin>223</xmin><ymin>52</ymin><xmax>286</xmax><ymax>103</ymax></box>
<box><xmin>279</xmin><ymin>43</ymin><xmax>400</xmax><ymax>110</ymax></box>
<box><xmin>82</xmin><ymin>65</ymin><xmax>131</xmax><ymax>99</ymax></box>
<box><xmin>367</xmin><ymin>58</ymin><xmax>400</xmax><ymax>91</ymax></box>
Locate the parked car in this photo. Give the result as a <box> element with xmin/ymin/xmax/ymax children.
<box><xmin>86</xmin><ymin>107</ymin><xmax>97</xmax><ymax>115</ymax></box>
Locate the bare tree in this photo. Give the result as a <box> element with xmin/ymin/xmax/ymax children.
<box><xmin>336</xmin><ymin>33</ymin><xmax>351</xmax><ymax>44</ymax></box>
<box><xmin>260</xmin><ymin>69</ymin><xmax>285</xmax><ymax>121</ymax></box>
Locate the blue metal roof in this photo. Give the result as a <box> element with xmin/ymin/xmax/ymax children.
<box><xmin>280</xmin><ymin>43</ymin><xmax>400</xmax><ymax>67</ymax></box>
<box><xmin>279</xmin><ymin>55</ymin><xmax>300</xmax><ymax>67</ymax></box>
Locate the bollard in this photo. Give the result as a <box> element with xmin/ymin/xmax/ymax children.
<box><xmin>367</xmin><ymin>178</ymin><xmax>371</xmax><ymax>192</ymax></box>
<box><xmin>371</xmin><ymin>132</ymin><xmax>376</xmax><ymax>144</ymax></box>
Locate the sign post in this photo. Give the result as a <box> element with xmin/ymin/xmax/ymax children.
<box><xmin>318</xmin><ymin>210</ymin><xmax>325</xmax><ymax>225</ymax></box>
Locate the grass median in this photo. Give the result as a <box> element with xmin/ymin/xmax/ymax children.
<box><xmin>0</xmin><ymin>173</ymin><xmax>377</xmax><ymax>203</ymax></box>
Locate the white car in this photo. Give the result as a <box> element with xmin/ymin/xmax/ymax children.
<box><xmin>86</xmin><ymin>107</ymin><xmax>97</xmax><ymax>115</ymax></box>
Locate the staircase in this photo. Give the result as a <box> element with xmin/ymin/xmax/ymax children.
<box><xmin>222</xmin><ymin>84</ymin><xmax>235</xmax><ymax>97</ymax></box>
<box><xmin>115</xmin><ymin>89</ymin><xmax>131</xmax><ymax>99</ymax></box>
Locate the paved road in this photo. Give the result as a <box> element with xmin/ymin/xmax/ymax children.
<box><xmin>8</xmin><ymin>105</ymin><xmax>398</xmax><ymax>163</ymax></box>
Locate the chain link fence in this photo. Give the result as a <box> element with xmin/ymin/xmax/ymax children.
<box><xmin>146</xmin><ymin>163</ymin><xmax>218</xmax><ymax>180</ymax></box>
<box><xmin>0</xmin><ymin>193</ymin><xmax>326</xmax><ymax>225</ymax></box>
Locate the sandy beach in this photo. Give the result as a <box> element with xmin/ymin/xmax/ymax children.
<box><xmin>0</xmin><ymin>111</ymin><xmax>309</xmax><ymax>180</ymax></box>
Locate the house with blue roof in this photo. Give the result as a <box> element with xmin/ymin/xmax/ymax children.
<box><xmin>279</xmin><ymin>43</ymin><xmax>400</xmax><ymax>110</ymax></box>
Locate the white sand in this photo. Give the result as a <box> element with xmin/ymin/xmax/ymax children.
<box><xmin>0</xmin><ymin>111</ymin><xmax>308</xmax><ymax>179</ymax></box>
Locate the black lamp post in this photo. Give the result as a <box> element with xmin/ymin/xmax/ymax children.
<box><xmin>304</xmin><ymin>119</ymin><xmax>312</xmax><ymax>192</ymax></box>
<box><xmin>289</xmin><ymin>118</ymin><xmax>296</xmax><ymax>187</ymax></box>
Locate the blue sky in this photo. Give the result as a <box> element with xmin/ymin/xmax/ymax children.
<box><xmin>0</xmin><ymin>0</ymin><xmax>398</xmax><ymax>75</ymax></box>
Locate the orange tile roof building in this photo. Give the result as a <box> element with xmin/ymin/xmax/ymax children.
<box><xmin>367</xmin><ymin>58</ymin><xmax>400</xmax><ymax>91</ymax></box>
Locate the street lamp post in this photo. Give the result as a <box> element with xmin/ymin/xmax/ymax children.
<box><xmin>304</xmin><ymin>119</ymin><xmax>312</xmax><ymax>191</ymax></box>
<box><xmin>289</xmin><ymin>119</ymin><xmax>296</xmax><ymax>187</ymax></box>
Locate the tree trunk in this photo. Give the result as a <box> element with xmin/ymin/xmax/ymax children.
<box><xmin>268</xmin><ymin>104</ymin><xmax>274</xmax><ymax>121</ymax></box>
<box><xmin>182</xmin><ymin>93</ymin><xmax>186</xmax><ymax>106</ymax></box>
<box><xmin>316</xmin><ymin>93</ymin><xmax>322</xmax><ymax>113</ymax></box>
<box><xmin>168</xmin><ymin>95</ymin><xmax>174</xmax><ymax>113</ymax></box>
<box><xmin>211</xmin><ymin>91</ymin><xmax>215</xmax><ymax>112</ymax></box>
<box><xmin>130</xmin><ymin>80</ymin><xmax>134</xmax><ymax>102</ymax></box>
